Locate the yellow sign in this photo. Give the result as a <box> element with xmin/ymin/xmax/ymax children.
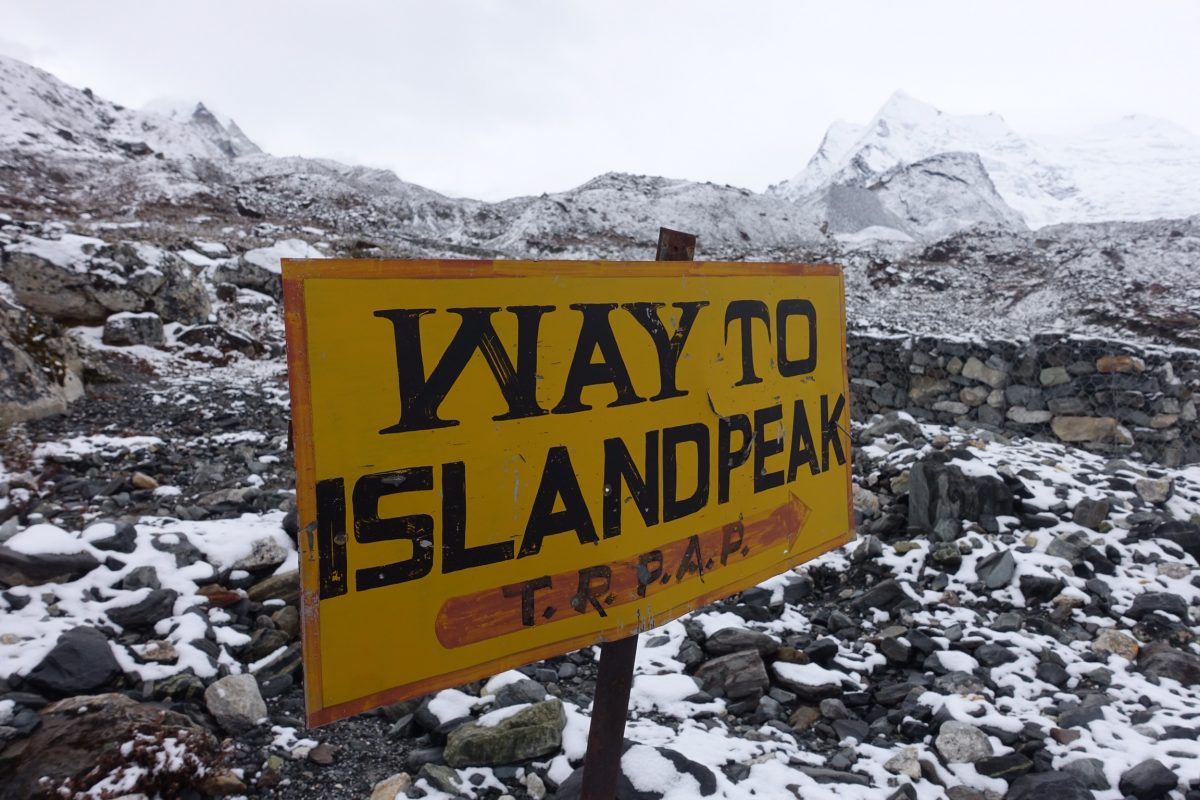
<box><xmin>282</xmin><ymin>260</ymin><xmax>853</xmax><ymax>726</ymax></box>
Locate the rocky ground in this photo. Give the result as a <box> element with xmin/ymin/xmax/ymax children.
<box><xmin>2</xmin><ymin>340</ymin><xmax>1199</xmax><ymax>800</ymax></box>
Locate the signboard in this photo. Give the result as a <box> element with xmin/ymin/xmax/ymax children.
<box><xmin>282</xmin><ymin>259</ymin><xmax>853</xmax><ymax>726</ymax></box>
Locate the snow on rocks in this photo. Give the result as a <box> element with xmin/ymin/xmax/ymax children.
<box><xmin>2</xmin><ymin>372</ymin><xmax>1199</xmax><ymax>798</ymax></box>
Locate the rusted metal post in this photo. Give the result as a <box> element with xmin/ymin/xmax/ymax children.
<box><xmin>655</xmin><ymin>227</ymin><xmax>697</xmax><ymax>262</ymax></box>
<box><xmin>578</xmin><ymin>227</ymin><xmax>697</xmax><ymax>800</ymax></box>
<box><xmin>578</xmin><ymin>634</ymin><xmax>638</xmax><ymax>800</ymax></box>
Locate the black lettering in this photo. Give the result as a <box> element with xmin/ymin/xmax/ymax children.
<box><xmin>717</xmin><ymin>414</ymin><xmax>752</xmax><ymax>504</ymax></box>
<box><xmin>315</xmin><ymin>477</ymin><xmax>348</xmax><ymax>599</ymax></box>
<box><xmin>502</xmin><ymin>576</ymin><xmax>552</xmax><ymax>627</ymax></box>
<box><xmin>821</xmin><ymin>393</ymin><xmax>847</xmax><ymax>472</ymax></box>
<box><xmin>724</xmin><ymin>300</ymin><xmax>771</xmax><ymax>386</ymax></box>
<box><xmin>720</xmin><ymin>521</ymin><xmax>745</xmax><ymax>566</ymax></box>
<box><xmin>352</xmin><ymin>467</ymin><xmax>434</xmax><ymax>591</ymax></box>
<box><xmin>636</xmin><ymin>550</ymin><xmax>663</xmax><ymax>597</ymax></box>
<box><xmin>603</xmin><ymin>431</ymin><xmax>659</xmax><ymax>539</ymax></box>
<box><xmin>519</xmin><ymin>446</ymin><xmax>599</xmax><ymax>558</ymax></box>
<box><xmin>662</xmin><ymin>422</ymin><xmax>710</xmax><ymax>522</ymax></box>
<box><xmin>376</xmin><ymin>305</ymin><xmax>551</xmax><ymax>434</ymax></box>
<box><xmin>441</xmin><ymin>461</ymin><xmax>513</xmax><ymax>573</ymax></box>
<box><xmin>753</xmin><ymin>404</ymin><xmax>785</xmax><ymax>493</ymax></box>
<box><xmin>622</xmin><ymin>301</ymin><xmax>709</xmax><ymax>401</ymax></box>
<box><xmin>787</xmin><ymin>398</ymin><xmax>819</xmax><ymax>480</ymax></box>
<box><xmin>675</xmin><ymin>535</ymin><xmax>705</xmax><ymax>582</ymax></box>
<box><xmin>570</xmin><ymin>565</ymin><xmax>612</xmax><ymax>616</ymax></box>
<box><xmin>776</xmin><ymin>299</ymin><xmax>817</xmax><ymax>377</ymax></box>
<box><xmin>553</xmin><ymin>303</ymin><xmax>645</xmax><ymax>414</ymax></box>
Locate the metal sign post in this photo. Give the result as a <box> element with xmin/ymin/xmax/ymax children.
<box><xmin>578</xmin><ymin>228</ymin><xmax>697</xmax><ymax>800</ymax></box>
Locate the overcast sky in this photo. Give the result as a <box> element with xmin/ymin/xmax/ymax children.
<box><xmin>2</xmin><ymin>1</ymin><xmax>1196</xmax><ymax>200</ymax></box>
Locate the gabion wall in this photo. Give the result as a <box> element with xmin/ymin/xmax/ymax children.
<box><xmin>848</xmin><ymin>332</ymin><xmax>1200</xmax><ymax>466</ymax></box>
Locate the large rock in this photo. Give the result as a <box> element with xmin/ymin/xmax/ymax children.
<box><xmin>4</xmin><ymin>236</ymin><xmax>210</xmax><ymax>325</ymax></box>
<box><xmin>851</xmin><ymin>578</ymin><xmax>911</xmax><ymax>612</ymax></box>
<box><xmin>0</xmin><ymin>544</ymin><xmax>99</xmax><ymax>587</ymax></box>
<box><xmin>1005</xmin><ymin>771</ymin><xmax>1095</xmax><ymax>800</ymax></box>
<box><xmin>694</xmin><ymin>650</ymin><xmax>770</xmax><ymax>700</ymax></box>
<box><xmin>108</xmin><ymin>588</ymin><xmax>178</xmax><ymax>630</ymax></box>
<box><xmin>248</xmin><ymin>570</ymin><xmax>300</xmax><ymax>606</ymax></box>
<box><xmin>1152</xmin><ymin>520</ymin><xmax>1200</xmax><ymax>563</ymax></box>
<box><xmin>770</xmin><ymin>662</ymin><xmax>849</xmax><ymax>701</ymax></box>
<box><xmin>1117</xmin><ymin>759</ymin><xmax>1178</xmax><ymax>799</ymax></box>
<box><xmin>1126</xmin><ymin>592</ymin><xmax>1188</xmax><ymax>621</ymax></box>
<box><xmin>934</xmin><ymin>721</ymin><xmax>994</xmax><ymax>763</ymax></box>
<box><xmin>975</xmin><ymin>550</ymin><xmax>1016</xmax><ymax>589</ymax></box>
<box><xmin>213</xmin><ymin>239</ymin><xmax>324</xmax><ymax>299</ymax></box>
<box><xmin>232</xmin><ymin>537</ymin><xmax>289</xmax><ymax>573</ymax></box>
<box><xmin>907</xmin><ymin>457</ymin><xmax>1014</xmax><ymax>540</ymax></box>
<box><xmin>24</xmin><ymin>626</ymin><xmax>121</xmax><ymax>697</ymax></box>
<box><xmin>961</xmin><ymin>357</ymin><xmax>1008</xmax><ymax>388</ymax></box>
<box><xmin>204</xmin><ymin>673</ymin><xmax>267</xmax><ymax>733</ymax></box>
<box><xmin>101</xmin><ymin>311</ymin><xmax>164</xmax><ymax>346</ymax></box>
<box><xmin>0</xmin><ymin>300</ymin><xmax>84</xmax><ymax>425</ymax></box>
<box><xmin>703</xmin><ymin>627</ymin><xmax>779</xmax><ymax>657</ymax></box>
<box><xmin>443</xmin><ymin>699</ymin><xmax>566</xmax><ymax>768</ymax></box>
<box><xmin>0</xmin><ymin>693</ymin><xmax>220</xmax><ymax>800</ymax></box>
<box><xmin>1139</xmin><ymin>646</ymin><xmax>1200</xmax><ymax>687</ymax></box>
<box><xmin>1050</xmin><ymin>416</ymin><xmax>1132</xmax><ymax>445</ymax></box>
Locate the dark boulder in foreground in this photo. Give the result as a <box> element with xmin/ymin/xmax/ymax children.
<box><xmin>24</xmin><ymin>626</ymin><xmax>121</xmax><ymax>698</ymax></box>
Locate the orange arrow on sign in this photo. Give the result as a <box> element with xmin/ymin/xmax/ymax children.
<box><xmin>435</xmin><ymin>493</ymin><xmax>811</xmax><ymax>649</ymax></box>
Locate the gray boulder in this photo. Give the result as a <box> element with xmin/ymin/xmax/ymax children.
<box><xmin>443</xmin><ymin>698</ymin><xmax>566</xmax><ymax>767</ymax></box>
<box><xmin>1005</xmin><ymin>771</ymin><xmax>1095</xmax><ymax>800</ymax></box>
<box><xmin>694</xmin><ymin>650</ymin><xmax>770</xmax><ymax>700</ymax></box>
<box><xmin>703</xmin><ymin>627</ymin><xmax>779</xmax><ymax>657</ymax></box>
<box><xmin>0</xmin><ymin>301</ymin><xmax>84</xmax><ymax>425</ymax></box>
<box><xmin>102</xmin><ymin>312</ymin><xmax>164</xmax><ymax>346</ymax></box>
<box><xmin>934</xmin><ymin>720</ymin><xmax>994</xmax><ymax>763</ymax></box>
<box><xmin>908</xmin><ymin>457</ymin><xmax>1013</xmax><ymax>540</ymax></box>
<box><xmin>5</xmin><ymin>236</ymin><xmax>210</xmax><ymax>325</ymax></box>
<box><xmin>204</xmin><ymin>673</ymin><xmax>267</xmax><ymax>733</ymax></box>
<box><xmin>1072</xmin><ymin>497</ymin><xmax>1110</xmax><ymax>530</ymax></box>
<box><xmin>0</xmin><ymin>545</ymin><xmax>99</xmax><ymax>588</ymax></box>
<box><xmin>1117</xmin><ymin>759</ymin><xmax>1178</xmax><ymax>799</ymax></box>
<box><xmin>24</xmin><ymin>626</ymin><xmax>121</xmax><ymax>697</ymax></box>
<box><xmin>1139</xmin><ymin>646</ymin><xmax>1200</xmax><ymax>687</ymax></box>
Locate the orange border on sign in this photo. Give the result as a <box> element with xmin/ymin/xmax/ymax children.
<box><xmin>281</xmin><ymin>259</ymin><xmax>855</xmax><ymax>727</ymax></box>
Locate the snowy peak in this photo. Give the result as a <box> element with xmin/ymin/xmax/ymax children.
<box><xmin>773</xmin><ymin>90</ymin><xmax>1044</xmax><ymax>207</ymax></box>
<box><xmin>870</xmin><ymin>89</ymin><xmax>944</xmax><ymax>128</ymax></box>
<box><xmin>143</xmin><ymin>98</ymin><xmax>262</xmax><ymax>157</ymax></box>
<box><xmin>798</xmin><ymin>150</ymin><xmax>1026</xmax><ymax>241</ymax></box>
<box><xmin>773</xmin><ymin>90</ymin><xmax>1200</xmax><ymax>229</ymax></box>
<box><xmin>0</xmin><ymin>54</ymin><xmax>260</xmax><ymax>162</ymax></box>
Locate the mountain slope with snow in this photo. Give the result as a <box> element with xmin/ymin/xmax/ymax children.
<box><xmin>772</xmin><ymin>91</ymin><xmax>1200</xmax><ymax>229</ymax></box>
<box><xmin>0</xmin><ymin>55</ymin><xmax>255</xmax><ymax>163</ymax></box>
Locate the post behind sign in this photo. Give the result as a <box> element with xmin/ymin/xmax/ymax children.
<box><xmin>577</xmin><ymin>227</ymin><xmax>699</xmax><ymax>800</ymax></box>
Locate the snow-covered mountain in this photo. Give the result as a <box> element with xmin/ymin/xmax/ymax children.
<box><xmin>0</xmin><ymin>56</ymin><xmax>258</xmax><ymax>163</ymax></box>
<box><xmin>1</xmin><ymin>51</ymin><xmax>1199</xmax><ymax>359</ymax></box>
<box><xmin>5</xmin><ymin>54</ymin><xmax>1200</xmax><ymax>250</ymax></box>
<box><xmin>142</xmin><ymin>98</ymin><xmax>262</xmax><ymax>158</ymax></box>
<box><xmin>772</xmin><ymin>90</ymin><xmax>1200</xmax><ymax>230</ymax></box>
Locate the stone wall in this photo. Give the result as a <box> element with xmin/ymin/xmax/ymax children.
<box><xmin>848</xmin><ymin>331</ymin><xmax>1200</xmax><ymax>466</ymax></box>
